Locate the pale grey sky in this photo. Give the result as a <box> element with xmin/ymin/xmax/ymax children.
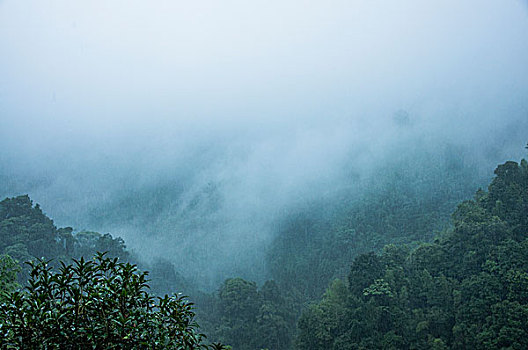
<box><xmin>1</xmin><ymin>0</ymin><xmax>527</xmax><ymax>136</ymax></box>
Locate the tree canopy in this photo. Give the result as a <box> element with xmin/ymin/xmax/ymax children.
<box><xmin>295</xmin><ymin>159</ymin><xmax>528</xmax><ymax>349</ymax></box>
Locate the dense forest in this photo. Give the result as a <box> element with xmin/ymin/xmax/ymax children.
<box><xmin>2</xmin><ymin>0</ymin><xmax>527</xmax><ymax>348</ymax></box>
<box><xmin>1</xmin><ymin>150</ymin><xmax>527</xmax><ymax>348</ymax></box>
<box><xmin>296</xmin><ymin>159</ymin><xmax>528</xmax><ymax>349</ymax></box>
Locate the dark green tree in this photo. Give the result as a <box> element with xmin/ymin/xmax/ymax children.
<box><xmin>215</xmin><ymin>278</ymin><xmax>260</xmax><ymax>350</ymax></box>
<box><xmin>0</xmin><ymin>254</ymin><xmax>19</xmax><ymax>302</ymax></box>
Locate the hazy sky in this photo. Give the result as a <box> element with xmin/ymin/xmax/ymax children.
<box><xmin>1</xmin><ymin>0</ymin><xmax>528</xmax><ymax>287</ymax></box>
<box><xmin>2</xmin><ymin>0</ymin><xmax>527</xmax><ymax>136</ymax></box>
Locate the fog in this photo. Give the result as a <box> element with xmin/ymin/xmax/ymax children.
<box><xmin>1</xmin><ymin>0</ymin><xmax>528</xmax><ymax>288</ymax></box>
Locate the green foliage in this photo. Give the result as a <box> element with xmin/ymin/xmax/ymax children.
<box><xmin>148</xmin><ymin>258</ymin><xmax>188</xmax><ymax>296</ymax></box>
<box><xmin>0</xmin><ymin>195</ymin><xmax>130</xmax><ymax>285</ymax></box>
<box><xmin>199</xmin><ymin>278</ymin><xmax>295</xmax><ymax>350</ymax></box>
<box><xmin>0</xmin><ymin>195</ymin><xmax>63</xmax><ymax>262</ymax></box>
<box><xmin>2</xmin><ymin>153</ymin><xmax>525</xmax><ymax>349</ymax></box>
<box><xmin>296</xmin><ymin>158</ymin><xmax>528</xmax><ymax>349</ymax></box>
<box><xmin>295</xmin><ymin>279</ymin><xmax>350</xmax><ymax>350</ymax></box>
<box><xmin>0</xmin><ymin>253</ymin><xmax>225</xmax><ymax>349</ymax></box>
<box><xmin>268</xmin><ymin>147</ymin><xmax>482</xmax><ymax>303</ymax></box>
<box><xmin>348</xmin><ymin>252</ymin><xmax>384</xmax><ymax>297</ymax></box>
<box><xmin>199</xmin><ymin>147</ymin><xmax>489</xmax><ymax>349</ymax></box>
<box><xmin>0</xmin><ymin>196</ymin><xmax>225</xmax><ymax>348</ymax></box>
<box><xmin>73</xmin><ymin>231</ymin><xmax>129</xmax><ymax>261</ymax></box>
<box><xmin>0</xmin><ymin>254</ymin><xmax>19</xmax><ymax>302</ymax></box>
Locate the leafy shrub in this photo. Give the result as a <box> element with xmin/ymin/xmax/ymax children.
<box><xmin>0</xmin><ymin>253</ymin><xmax>225</xmax><ymax>349</ymax></box>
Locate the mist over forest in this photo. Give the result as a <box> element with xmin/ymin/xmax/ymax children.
<box><xmin>1</xmin><ymin>1</ymin><xmax>528</xmax><ymax>349</ymax></box>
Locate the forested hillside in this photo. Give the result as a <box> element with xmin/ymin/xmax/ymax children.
<box><xmin>0</xmin><ymin>195</ymin><xmax>185</xmax><ymax>297</ymax></box>
<box><xmin>2</xmin><ymin>0</ymin><xmax>527</xmax><ymax>348</ymax></box>
<box><xmin>195</xmin><ymin>147</ymin><xmax>487</xmax><ymax>348</ymax></box>
<box><xmin>1</xmin><ymin>155</ymin><xmax>527</xmax><ymax>349</ymax></box>
<box><xmin>296</xmin><ymin>159</ymin><xmax>528</xmax><ymax>349</ymax></box>
<box><xmin>267</xmin><ymin>147</ymin><xmax>480</xmax><ymax>302</ymax></box>
<box><xmin>0</xmin><ymin>197</ymin><xmax>224</xmax><ymax>348</ymax></box>
<box><xmin>0</xmin><ymin>195</ymin><xmax>128</xmax><ymax>282</ymax></box>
